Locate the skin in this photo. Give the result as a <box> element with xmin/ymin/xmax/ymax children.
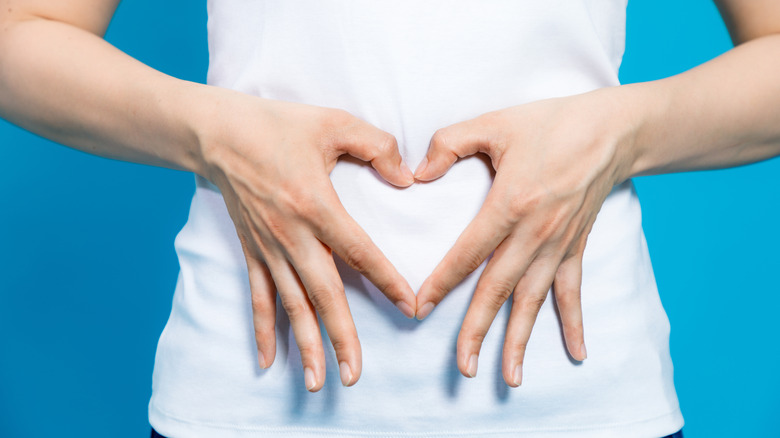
<box><xmin>0</xmin><ymin>0</ymin><xmax>418</xmax><ymax>392</ymax></box>
<box><xmin>414</xmin><ymin>1</ymin><xmax>780</xmax><ymax>386</ymax></box>
<box><xmin>1</xmin><ymin>0</ymin><xmax>779</xmax><ymax>391</ymax></box>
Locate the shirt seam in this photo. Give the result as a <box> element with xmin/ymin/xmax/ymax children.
<box><xmin>150</xmin><ymin>402</ymin><xmax>681</xmax><ymax>436</ymax></box>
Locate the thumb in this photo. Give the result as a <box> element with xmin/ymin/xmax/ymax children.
<box><xmin>415</xmin><ymin>117</ymin><xmax>494</xmax><ymax>182</ymax></box>
<box><xmin>331</xmin><ymin>113</ymin><xmax>414</xmax><ymax>187</ymax></box>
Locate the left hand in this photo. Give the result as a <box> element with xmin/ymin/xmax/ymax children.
<box><xmin>414</xmin><ymin>87</ymin><xmax>638</xmax><ymax>387</ymax></box>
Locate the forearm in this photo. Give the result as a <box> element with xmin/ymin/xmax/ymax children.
<box><xmin>0</xmin><ymin>15</ymin><xmax>207</xmax><ymax>174</ymax></box>
<box><xmin>621</xmin><ymin>33</ymin><xmax>780</xmax><ymax>179</ymax></box>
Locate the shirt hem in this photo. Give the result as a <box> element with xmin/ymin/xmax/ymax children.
<box><xmin>149</xmin><ymin>401</ymin><xmax>684</xmax><ymax>438</ymax></box>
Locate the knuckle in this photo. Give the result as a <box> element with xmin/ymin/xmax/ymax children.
<box><xmin>534</xmin><ymin>221</ymin><xmax>557</xmax><ymax>241</ymax></box>
<box><xmin>466</xmin><ymin>331</ymin><xmax>486</xmax><ymax>346</ymax></box>
<box><xmin>250</xmin><ymin>246</ymin><xmax>272</xmax><ymax>266</ymax></box>
<box><xmin>375</xmin><ymin>133</ymin><xmax>397</xmax><ymax>157</ymax></box>
<box><xmin>555</xmin><ymin>291</ymin><xmax>580</xmax><ymax>310</ymax></box>
<box><xmin>286</xmin><ymin>189</ymin><xmax>325</xmax><ymax>221</ymax></box>
<box><xmin>280</xmin><ymin>295</ymin><xmax>310</xmax><ymax>320</ymax></box>
<box><xmin>508</xmin><ymin>339</ymin><xmax>528</xmax><ymax>356</ymax></box>
<box><xmin>306</xmin><ymin>284</ymin><xmax>341</xmax><ymax>314</ymax></box>
<box><xmin>555</xmin><ymin>281</ymin><xmax>581</xmax><ymax>304</ymax></box>
<box><xmin>484</xmin><ymin>287</ymin><xmax>513</xmax><ymax>310</ymax></box>
<box><xmin>560</xmin><ymin>243</ymin><xmax>580</xmax><ymax>263</ymax></box>
<box><xmin>458</xmin><ymin>330</ymin><xmax>486</xmax><ymax>351</ymax></box>
<box><xmin>251</xmin><ymin>294</ymin><xmax>273</xmax><ymax>314</ymax></box>
<box><xmin>342</xmin><ymin>241</ymin><xmax>373</xmax><ymax>273</ymax></box>
<box><xmin>483</xmin><ymin>199</ymin><xmax>514</xmax><ymax>231</ymax></box>
<box><xmin>296</xmin><ymin>342</ymin><xmax>320</xmax><ymax>360</ymax></box>
<box><xmin>254</xmin><ymin>324</ymin><xmax>275</xmax><ymax>342</ymax></box>
<box><xmin>479</xmin><ymin>278</ymin><xmax>515</xmax><ymax>308</ymax></box>
<box><xmin>425</xmin><ymin>275</ymin><xmax>451</xmax><ymax>301</ymax></box>
<box><xmin>330</xmin><ymin>337</ymin><xmax>356</xmax><ymax>356</ymax></box>
<box><xmin>517</xmin><ymin>292</ymin><xmax>548</xmax><ymax>314</ymax></box>
<box><xmin>321</xmin><ymin>108</ymin><xmax>358</xmax><ymax>149</ymax></box>
<box><xmin>244</xmin><ymin>247</ymin><xmax>267</xmax><ymax>265</ymax></box>
<box><xmin>430</xmin><ymin>128</ymin><xmax>449</xmax><ymax>150</ymax></box>
<box><xmin>452</xmin><ymin>246</ymin><xmax>485</xmax><ymax>277</ymax></box>
<box><xmin>262</xmin><ymin>213</ymin><xmax>296</xmax><ymax>248</ymax></box>
<box><xmin>506</xmin><ymin>194</ymin><xmax>540</xmax><ymax>222</ymax></box>
<box><xmin>505</xmin><ymin>195</ymin><xmax>531</xmax><ymax>222</ymax></box>
<box><xmin>535</xmin><ymin>211</ymin><xmax>568</xmax><ymax>241</ymax></box>
<box><xmin>269</xmin><ymin>188</ymin><xmax>297</xmax><ymax>215</ymax></box>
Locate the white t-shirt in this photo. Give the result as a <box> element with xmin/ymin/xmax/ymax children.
<box><xmin>149</xmin><ymin>1</ymin><xmax>684</xmax><ymax>436</ymax></box>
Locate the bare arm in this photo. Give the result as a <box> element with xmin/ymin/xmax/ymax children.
<box><xmin>0</xmin><ymin>0</ymin><xmax>204</xmax><ymax>173</ymax></box>
<box><xmin>413</xmin><ymin>0</ymin><xmax>780</xmax><ymax>385</ymax></box>
<box><xmin>626</xmin><ymin>0</ymin><xmax>780</xmax><ymax>178</ymax></box>
<box><xmin>0</xmin><ymin>0</ymin><xmax>417</xmax><ymax>391</ymax></box>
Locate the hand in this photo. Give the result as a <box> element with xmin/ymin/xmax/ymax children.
<box><xmin>414</xmin><ymin>88</ymin><xmax>636</xmax><ymax>387</ymax></box>
<box><xmin>194</xmin><ymin>88</ymin><xmax>417</xmax><ymax>392</ymax></box>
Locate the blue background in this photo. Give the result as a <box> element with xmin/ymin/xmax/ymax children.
<box><xmin>1</xmin><ymin>1</ymin><xmax>778</xmax><ymax>436</ymax></box>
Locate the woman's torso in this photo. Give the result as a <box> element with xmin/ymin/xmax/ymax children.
<box><xmin>149</xmin><ymin>1</ymin><xmax>683</xmax><ymax>436</ymax></box>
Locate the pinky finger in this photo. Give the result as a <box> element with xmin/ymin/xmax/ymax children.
<box><xmin>241</xmin><ymin>239</ymin><xmax>278</xmax><ymax>369</ymax></box>
<box><xmin>552</xmin><ymin>252</ymin><xmax>586</xmax><ymax>362</ymax></box>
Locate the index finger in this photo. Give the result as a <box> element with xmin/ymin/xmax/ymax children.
<box><xmin>311</xmin><ymin>188</ymin><xmax>417</xmax><ymax>319</ymax></box>
<box><xmin>416</xmin><ymin>194</ymin><xmax>513</xmax><ymax>320</ymax></box>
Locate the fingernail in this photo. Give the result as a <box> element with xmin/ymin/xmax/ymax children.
<box><xmin>416</xmin><ymin>302</ymin><xmax>435</xmax><ymax>320</ymax></box>
<box><xmin>339</xmin><ymin>361</ymin><xmax>353</xmax><ymax>386</ymax></box>
<box><xmin>580</xmin><ymin>343</ymin><xmax>587</xmax><ymax>360</ymax></box>
<box><xmin>466</xmin><ymin>354</ymin><xmax>478</xmax><ymax>377</ymax></box>
<box><xmin>400</xmin><ymin>163</ymin><xmax>415</xmax><ymax>185</ymax></box>
<box><xmin>513</xmin><ymin>364</ymin><xmax>523</xmax><ymax>386</ymax></box>
<box><xmin>396</xmin><ymin>301</ymin><xmax>415</xmax><ymax>319</ymax></box>
<box><xmin>414</xmin><ymin>156</ymin><xmax>429</xmax><ymax>179</ymax></box>
<box><xmin>258</xmin><ymin>351</ymin><xmax>267</xmax><ymax>369</ymax></box>
<box><xmin>304</xmin><ymin>367</ymin><xmax>316</xmax><ymax>391</ymax></box>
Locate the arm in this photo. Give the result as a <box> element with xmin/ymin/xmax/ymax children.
<box><xmin>626</xmin><ymin>0</ymin><xmax>780</xmax><ymax>178</ymax></box>
<box><xmin>412</xmin><ymin>0</ymin><xmax>780</xmax><ymax>385</ymax></box>
<box><xmin>0</xmin><ymin>0</ymin><xmax>204</xmax><ymax>172</ymax></box>
<box><xmin>0</xmin><ymin>0</ymin><xmax>418</xmax><ymax>391</ymax></box>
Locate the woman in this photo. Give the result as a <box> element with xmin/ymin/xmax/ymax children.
<box><xmin>1</xmin><ymin>0</ymin><xmax>778</xmax><ymax>437</ymax></box>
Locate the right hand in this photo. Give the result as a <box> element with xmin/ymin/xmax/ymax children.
<box><xmin>194</xmin><ymin>88</ymin><xmax>417</xmax><ymax>392</ymax></box>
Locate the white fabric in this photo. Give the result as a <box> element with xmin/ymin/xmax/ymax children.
<box><xmin>149</xmin><ymin>1</ymin><xmax>684</xmax><ymax>436</ymax></box>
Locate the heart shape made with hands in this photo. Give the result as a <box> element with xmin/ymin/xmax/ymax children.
<box><xmin>390</xmin><ymin>101</ymin><xmax>607</xmax><ymax>383</ymax></box>
<box><xmin>253</xmin><ymin>96</ymin><xmax>613</xmax><ymax>391</ymax></box>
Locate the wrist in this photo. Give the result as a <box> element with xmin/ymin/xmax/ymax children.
<box><xmin>609</xmin><ymin>81</ymin><xmax>673</xmax><ymax>182</ymax></box>
<box><xmin>172</xmin><ymin>81</ymin><xmax>232</xmax><ymax>179</ymax></box>
<box><xmin>180</xmin><ymin>84</ymin><xmax>284</xmax><ymax>188</ymax></box>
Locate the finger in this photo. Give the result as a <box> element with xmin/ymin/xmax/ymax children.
<box><xmin>332</xmin><ymin>115</ymin><xmax>414</xmax><ymax>187</ymax></box>
<box><xmin>416</xmin><ymin>196</ymin><xmax>511</xmax><ymax>320</ymax></box>
<box><xmin>502</xmin><ymin>257</ymin><xmax>560</xmax><ymax>387</ymax></box>
<box><xmin>237</xmin><ymin>233</ymin><xmax>277</xmax><ymax>369</ymax></box>
<box><xmin>553</xmin><ymin>250</ymin><xmax>587</xmax><ymax>362</ymax></box>
<box><xmin>551</xmin><ymin>213</ymin><xmax>595</xmax><ymax>362</ymax></box>
<box><xmin>264</xmin><ymin>251</ymin><xmax>327</xmax><ymax>392</ymax></box>
<box><xmin>311</xmin><ymin>193</ymin><xmax>417</xmax><ymax>319</ymax></box>
<box><xmin>454</xmin><ymin>234</ymin><xmax>535</xmax><ymax>378</ymax></box>
<box><xmin>285</xmin><ymin>237</ymin><xmax>362</xmax><ymax>387</ymax></box>
<box><xmin>247</xmin><ymin>253</ymin><xmax>278</xmax><ymax>369</ymax></box>
<box><xmin>415</xmin><ymin>117</ymin><xmax>495</xmax><ymax>181</ymax></box>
